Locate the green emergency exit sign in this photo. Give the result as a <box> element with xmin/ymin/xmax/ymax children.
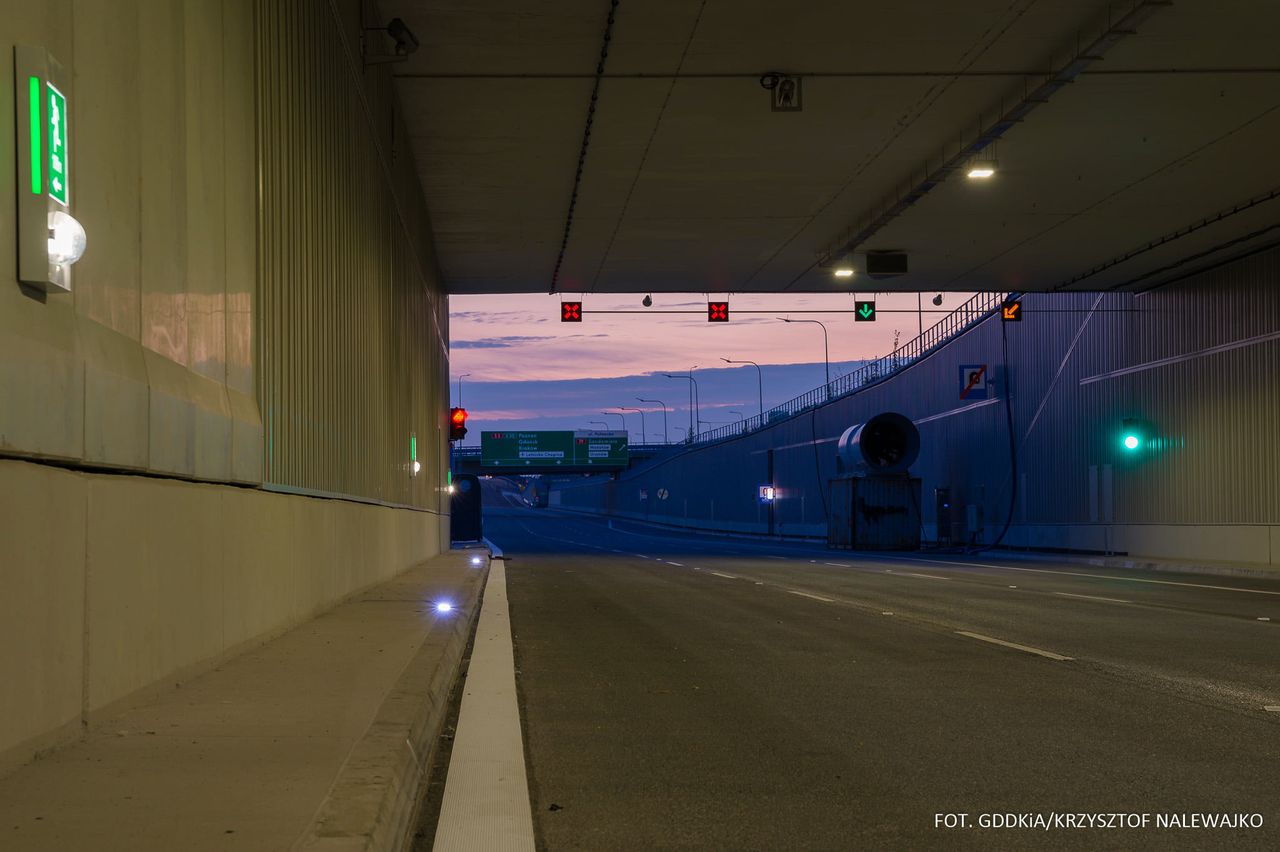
<box><xmin>47</xmin><ymin>82</ymin><xmax>68</xmax><ymax>205</ymax></box>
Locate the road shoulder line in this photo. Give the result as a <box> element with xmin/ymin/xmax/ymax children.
<box><xmin>433</xmin><ymin>560</ymin><xmax>536</xmax><ymax>851</ymax></box>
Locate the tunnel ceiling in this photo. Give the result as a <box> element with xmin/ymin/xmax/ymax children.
<box><xmin>382</xmin><ymin>0</ymin><xmax>1280</xmax><ymax>294</ymax></box>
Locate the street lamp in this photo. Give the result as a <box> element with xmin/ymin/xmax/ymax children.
<box><xmin>588</xmin><ymin>420</ymin><xmax>610</xmax><ymax>430</ymax></box>
<box><xmin>455</xmin><ymin>373</ymin><xmax>471</xmax><ymax>407</ymax></box>
<box><xmin>662</xmin><ymin>372</ymin><xmax>700</xmax><ymax>441</ymax></box>
<box><xmin>721</xmin><ymin>358</ymin><xmax>764</xmax><ymax>422</ymax></box>
<box><xmin>777</xmin><ymin>318</ymin><xmax>829</xmax><ymax>393</ymax></box>
<box><xmin>619</xmin><ymin>406</ymin><xmax>646</xmax><ymax>446</ymax></box>
<box><xmin>602</xmin><ymin>410</ymin><xmax>627</xmax><ymax>435</ymax></box>
<box><xmin>637</xmin><ymin>398</ymin><xmax>669</xmax><ymax>444</ymax></box>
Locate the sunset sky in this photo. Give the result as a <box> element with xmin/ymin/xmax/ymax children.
<box><xmin>448</xmin><ymin>290</ymin><xmax>971</xmax><ymax>444</ymax></box>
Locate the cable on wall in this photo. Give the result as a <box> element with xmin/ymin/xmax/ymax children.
<box><xmin>549</xmin><ymin>0</ymin><xmax>621</xmax><ymax>294</ymax></box>
<box><xmin>971</xmin><ymin>317</ymin><xmax>1019</xmax><ymax>553</ymax></box>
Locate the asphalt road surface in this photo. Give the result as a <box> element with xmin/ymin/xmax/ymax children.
<box><xmin>479</xmin><ymin>482</ymin><xmax>1280</xmax><ymax>851</ymax></box>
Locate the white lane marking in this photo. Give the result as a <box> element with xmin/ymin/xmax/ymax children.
<box><xmin>881</xmin><ymin>611</ymin><xmax>894</xmax><ymax>616</ymax></box>
<box><xmin>754</xmin><ymin>582</ymin><xmax>764</xmax><ymax>586</ymax></box>
<box><xmin>1259</xmin><ymin>617</ymin><xmax>1271</xmax><ymax>622</ymax></box>
<box><xmin>899</xmin><ymin>572</ymin><xmax>950</xmax><ymax>581</ymax></box>
<box><xmin>787</xmin><ymin>590</ymin><xmax>836</xmax><ymax>603</ymax></box>
<box><xmin>824</xmin><ymin>562</ymin><xmax>851</xmax><ymax>568</ymax></box>
<box><xmin>710</xmin><ymin>571</ymin><xmax>739</xmax><ymax>579</ymax></box>
<box><xmin>666</xmin><ymin>561</ymin><xmax>684</xmax><ymax>567</ymax></box>
<box><xmin>433</xmin><ymin>560</ymin><xmax>536</xmax><ymax>851</ymax></box>
<box><xmin>1008</xmin><ymin>585</ymin><xmax>1018</xmax><ymax>589</ymax></box>
<box><xmin>908</xmin><ymin>557</ymin><xmax>1280</xmax><ymax>597</ymax></box>
<box><xmin>1054</xmin><ymin>591</ymin><xmax>1131</xmax><ymax>604</ymax></box>
<box><xmin>1265</xmin><ymin>706</ymin><xmax>1280</xmax><ymax>712</ymax></box>
<box><xmin>955</xmin><ymin>631</ymin><xmax>1074</xmax><ymax>661</ymax></box>
<box><xmin>766</xmin><ymin>555</ymin><xmax>787</xmax><ymax>560</ymax></box>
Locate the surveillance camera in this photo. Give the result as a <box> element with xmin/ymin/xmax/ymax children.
<box><xmin>387</xmin><ymin>18</ymin><xmax>419</xmax><ymax>56</ymax></box>
<box><xmin>932</xmin><ymin>293</ymin><xmax>943</xmax><ymax>306</ymax></box>
<box><xmin>642</xmin><ymin>294</ymin><xmax>653</xmax><ymax>307</ymax></box>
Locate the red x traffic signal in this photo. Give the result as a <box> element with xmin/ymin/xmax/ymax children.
<box><xmin>561</xmin><ymin>301</ymin><xmax>582</xmax><ymax>322</ymax></box>
<box><xmin>708</xmin><ymin>301</ymin><xmax>729</xmax><ymax>322</ymax></box>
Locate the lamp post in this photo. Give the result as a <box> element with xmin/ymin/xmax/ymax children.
<box><xmin>619</xmin><ymin>406</ymin><xmax>646</xmax><ymax>447</ymax></box>
<box><xmin>602</xmin><ymin>411</ymin><xmax>626</xmax><ymax>435</ymax></box>
<box><xmin>662</xmin><ymin>372</ymin><xmax>700</xmax><ymax>441</ymax></box>
<box><xmin>456</xmin><ymin>373</ymin><xmax>471</xmax><ymax>407</ymax></box>
<box><xmin>777</xmin><ymin>318</ymin><xmax>829</xmax><ymax>393</ymax></box>
<box><xmin>721</xmin><ymin>358</ymin><xmax>763</xmax><ymax>422</ymax></box>
<box><xmin>637</xmin><ymin>398</ymin><xmax>669</xmax><ymax>444</ymax></box>
<box><xmin>589</xmin><ymin>420</ymin><xmax>609</xmax><ymax>431</ymax></box>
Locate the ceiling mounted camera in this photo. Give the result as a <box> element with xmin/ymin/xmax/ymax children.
<box><xmin>363</xmin><ymin>17</ymin><xmax>419</xmax><ymax>65</ymax></box>
<box><xmin>642</xmin><ymin>294</ymin><xmax>653</xmax><ymax>307</ymax></box>
<box><xmin>387</xmin><ymin>18</ymin><xmax>419</xmax><ymax>56</ymax></box>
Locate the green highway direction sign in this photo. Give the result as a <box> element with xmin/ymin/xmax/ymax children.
<box><xmin>481</xmin><ymin>430</ymin><xmax>629</xmax><ymax>469</ymax></box>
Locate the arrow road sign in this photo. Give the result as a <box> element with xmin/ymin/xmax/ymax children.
<box><xmin>855</xmin><ymin>300</ymin><xmax>876</xmax><ymax>322</ymax></box>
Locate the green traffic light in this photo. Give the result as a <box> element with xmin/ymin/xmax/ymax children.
<box><xmin>1123</xmin><ymin>434</ymin><xmax>1140</xmax><ymax>451</ymax></box>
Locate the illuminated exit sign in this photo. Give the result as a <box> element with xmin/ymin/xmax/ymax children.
<box><xmin>47</xmin><ymin>83</ymin><xmax>68</xmax><ymax>205</ymax></box>
<box><xmin>14</xmin><ymin>45</ymin><xmax>74</xmax><ymax>293</ymax></box>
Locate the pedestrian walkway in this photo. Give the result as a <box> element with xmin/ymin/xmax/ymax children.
<box><xmin>0</xmin><ymin>549</ymin><xmax>488</xmax><ymax>852</ymax></box>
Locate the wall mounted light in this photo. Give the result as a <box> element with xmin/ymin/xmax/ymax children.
<box><xmin>47</xmin><ymin>210</ymin><xmax>86</xmax><ymax>266</ymax></box>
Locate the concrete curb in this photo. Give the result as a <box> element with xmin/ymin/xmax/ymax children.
<box><xmin>294</xmin><ymin>549</ymin><xmax>492</xmax><ymax>852</ymax></box>
<box><xmin>544</xmin><ymin>507</ymin><xmax>1280</xmax><ymax>581</ymax></box>
<box><xmin>982</xmin><ymin>550</ymin><xmax>1280</xmax><ymax>580</ymax></box>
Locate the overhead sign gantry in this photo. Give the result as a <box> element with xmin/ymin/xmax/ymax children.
<box><xmin>481</xmin><ymin>430</ymin><xmax>629</xmax><ymax>471</ymax></box>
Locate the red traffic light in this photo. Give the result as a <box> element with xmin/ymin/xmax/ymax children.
<box><xmin>561</xmin><ymin>301</ymin><xmax>582</xmax><ymax>322</ymax></box>
<box><xmin>708</xmin><ymin>301</ymin><xmax>729</xmax><ymax>322</ymax></box>
<box><xmin>449</xmin><ymin>407</ymin><xmax>468</xmax><ymax>440</ymax></box>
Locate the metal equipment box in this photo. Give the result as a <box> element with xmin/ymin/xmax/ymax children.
<box><xmin>827</xmin><ymin>475</ymin><xmax>922</xmax><ymax>550</ymax></box>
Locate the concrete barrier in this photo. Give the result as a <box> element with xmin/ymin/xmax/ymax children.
<box><xmin>0</xmin><ymin>457</ymin><xmax>446</xmax><ymax>775</ymax></box>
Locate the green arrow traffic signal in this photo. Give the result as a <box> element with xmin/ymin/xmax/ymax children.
<box><xmin>855</xmin><ymin>300</ymin><xmax>876</xmax><ymax>322</ymax></box>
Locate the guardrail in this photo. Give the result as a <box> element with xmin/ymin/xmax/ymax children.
<box><xmin>449</xmin><ymin>443</ymin><xmax>677</xmax><ymax>459</ymax></box>
<box><xmin>692</xmin><ymin>291</ymin><xmax>1011</xmax><ymax>444</ymax></box>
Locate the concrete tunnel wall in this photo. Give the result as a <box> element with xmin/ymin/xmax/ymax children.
<box><xmin>0</xmin><ymin>1</ymin><xmax>450</xmax><ymax>770</ymax></box>
<box><xmin>556</xmin><ymin>245</ymin><xmax>1280</xmax><ymax>566</ymax></box>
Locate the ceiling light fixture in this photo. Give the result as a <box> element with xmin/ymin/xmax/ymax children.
<box><xmin>967</xmin><ymin>159</ymin><xmax>997</xmax><ymax>179</ymax></box>
<box><xmin>833</xmin><ymin>268</ymin><xmax>854</xmax><ymax>278</ymax></box>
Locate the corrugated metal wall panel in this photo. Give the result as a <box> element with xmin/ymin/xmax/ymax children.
<box><xmin>559</xmin><ymin>245</ymin><xmax>1280</xmax><ymax>555</ymax></box>
<box><xmin>255</xmin><ymin>0</ymin><xmax>447</xmax><ymax>510</ymax></box>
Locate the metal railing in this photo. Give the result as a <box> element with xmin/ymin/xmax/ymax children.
<box><xmin>450</xmin><ymin>443</ymin><xmax>677</xmax><ymax>459</ymax></box>
<box><xmin>692</xmin><ymin>291</ymin><xmax>1011</xmax><ymax>444</ymax></box>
